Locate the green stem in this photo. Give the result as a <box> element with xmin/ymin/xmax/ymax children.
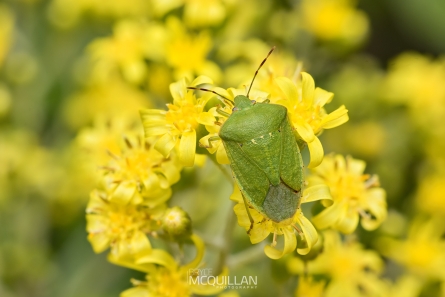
<box><xmin>227</xmin><ymin>242</ymin><xmax>267</xmax><ymax>270</ymax></box>
<box><xmin>215</xmin><ymin>200</ymin><xmax>237</xmax><ymax>274</ymax></box>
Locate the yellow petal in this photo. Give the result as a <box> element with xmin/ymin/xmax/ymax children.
<box><xmin>142</xmin><ymin>187</ymin><xmax>171</xmax><ymax>207</ymax></box>
<box><xmin>142</xmin><ymin>125</ymin><xmax>171</xmax><ymax>137</ymax></box>
<box><xmin>169</xmin><ymin>78</ymin><xmax>187</xmax><ymax>102</ymax></box>
<box><xmin>87</xmin><ymin>232</ymin><xmax>110</xmax><ymax>253</ymax></box>
<box><xmin>346</xmin><ymin>155</ymin><xmax>366</xmax><ymax>175</ymax></box>
<box><xmin>311</xmin><ymin>201</ymin><xmax>344</xmax><ymax>230</ymax></box>
<box><xmin>191</xmin><ymin>75</ymin><xmax>213</xmax><ymax>86</ymax></box>
<box><xmin>160</xmin><ymin>161</ymin><xmax>181</xmax><ymax>185</ymax></box>
<box><xmin>199</xmin><ymin>134</ymin><xmax>218</xmax><ymax>154</ymax></box>
<box><xmin>296</xmin><ymin>212</ymin><xmax>319</xmax><ymax>255</ymax></box>
<box><xmin>131</xmin><ymin>231</ymin><xmax>152</xmax><ymax>257</ymax></box>
<box><xmin>194</xmin><ymin>154</ymin><xmax>207</xmax><ymax>167</ymax></box>
<box><xmin>275</xmin><ymin>77</ymin><xmax>298</xmax><ymax>101</ymax></box>
<box><xmin>286</xmin><ymin>256</ymin><xmax>306</xmax><ymax>275</ymax></box>
<box><xmin>302</xmin><ymin>184</ymin><xmax>333</xmax><ymax>204</ymax></box>
<box><xmin>140</xmin><ymin>109</ymin><xmax>167</xmax><ymax>122</ymax></box>
<box><xmin>86</xmin><ymin>214</ymin><xmax>108</xmax><ymax>233</ymax></box>
<box><xmin>114</xmin><ymin>237</ymin><xmax>133</xmax><ymax>258</ymax></box>
<box><xmin>264</xmin><ymin>227</ymin><xmax>296</xmax><ymax>259</ymax></box>
<box><xmin>136</xmin><ymin>248</ymin><xmax>178</xmax><ymax>270</ymax></box>
<box><xmin>314</xmin><ymin>87</ymin><xmax>334</xmax><ymax>106</ymax></box>
<box><xmin>183</xmin><ymin>234</ymin><xmax>205</xmax><ymax>270</ymax></box>
<box><xmin>154</xmin><ymin>133</ymin><xmax>176</xmax><ymax>157</ymax></box>
<box><xmin>121</xmin><ymin>287</ymin><xmax>149</xmax><ymax>297</ymax></box>
<box><xmin>233</xmin><ymin>204</ymin><xmax>251</xmax><ymax>228</ymax></box>
<box><xmin>108</xmin><ymin>253</ymin><xmax>155</xmax><ymax>274</ymax></box>
<box><xmin>178</xmin><ymin>130</ymin><xmax>196</xmax><ymax>166</ymax></box>
<box><xmin>321</xmin><ymin>105</ymin><xmax>349</xmax><ymax>129</ymax></box>
<box><xmin>157</xmin><ymin>174</ymin><xmax>170</xmax><ymax>189</ymax></box>
<box><xmin>140</xmin><ymin>110</ymin><xmax>169</xmax><ymax>136</ymax></box>
<box><xmin>197</xmin><ymin>112</ymin><xmax>216</xmax><ymax>126</ymax></box>
<box><xmin>301</xmin><ymin>72</ymin><xmax>315</xmax><ymax>104</ymax></box>
<box><xmin>334</xmin><ymin>154</ymin><xmax>346</xmax><ymax>171</ymax></box>
<box><xmin>214</xmin><ymin>87</ymin><xmax>233</xmax><ymax>101</ymax></box>
<box><xmin>142</xmin><ymin>173</ymin><xmax>161</xmax><ymax>192</ymax></box>
<box><xmin>361</xmin><ymin>188</ymin><xmax>387</xmax><ymax>230</ymax></box>
<box><xmin>111</xmin><ymin>181</ymin><xmax>137</xmax><ymax>205</ymax></box>
<box><xmin>86</xmin><ymin>191</ymin><xmax>107</xmax><ymax>213</ymax></box>
<box><xmin>216</xmin><ymin>143</ymin><xmax>230</xmax><ymax>164</ymax></box>
<box><xmin>294</xmin><ymin>121</ymin><xmax>315</xmax><ymax>143</ymax></box>
<box><xmin>249</xmin><ymin>224</ymin><xmax>271</xmax><ymax>244</ymax></box>
<box><xmin>230</xmin><ymin>184</ymin><xmax>243</xmax><ymax>203</ymax></box>
<box><xmin>335</xmin><ymin>208</ymin><xmax>359</xmax><ymax>234</ymax></box>
<box><xmin>307</xmin><ymin>137</ymin><xmax>324</xmax><ymax>168</ymax></box>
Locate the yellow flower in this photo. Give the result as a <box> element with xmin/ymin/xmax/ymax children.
<box><xmin>183</xmin><ymin>0</ymin><xmax>226</xmax><ymax>28</ymax></box>
<box><xmin>76</xmin><ymin>116</ymin><xmax>135</xmax><ymax>164</ymax></box>
<box><xmin>217</xmin><ymin>39</ymin><xmax>299</xmax><ymax>92</ymax></box>
<box><xmin>295</xmin><ymin>277</ymin><xmax>326</xmax><ymax>297</ymax></box>
<box><xmin>198</xmin><ymin>105</ymin><xmax>231</xmax><ymax>165</ymax></box>
<box><xmin>165</xmin><ymin>17</ymin><xmax>222</xmax><ymax>82</ymax></box>
<box><xmin>415</xmin><ymin>172</ymin><xmax>445</xmax><ymax>216</ymax></box>
<box><xmin>288</xmin><ymin>231</ymin><xmax>386</xmax><ymax>297</ymax></box>
<box><xmin>273</xmin><ymin>73</ymin><xmax>349</xmax><ymax>168</ymax></box>
<box><xmin>377</xmin><ymin>216</ymin><xmax>445</xmax><ymax>280</ymax></box>
<box><xmin>99</xmin><ymin>132</ymin><xmax>182</xmax><ymax>206</ymax></box>
<box><xmin>383</xmin><ymin>52</ymin><xmax>445</xmax><ymax>131</ymax></box>
<box><xmin>87</xmin><ymin>20</ymin><xmax>150</xmax><ymax>84</ymax></box>
<box><xmin>86</xmin><ymin>189</ymin><xmax>162</xmax><ymax>257</ymax></box>
<box><xmin>113</xmin><ymin>235</ymin><xmax>224</xmax><ymax>297</ymax></box>
<box><xmin>232</xmin><ymin>183</ymin><xmax>332</xmax><ymax>259</ymax></box>
<box><xmin>300</xmin><ymin>0</ymin><xmax>369</xmax><ymax>46</ymax></box>
<box><xmin>0</xmin><ymin>129</ymin><xmax>55</xmax><ymax>203</ymax></box>
<box><xmin>63</xmin><ymin>78</ymin><xmax>149</xmax><ymax>129</ymax></box>
<box><xmin>140</xmin><ymin>76</ymin><xmax>216</xmax><ymax>166</ymax></box>
<box><xmin>309</xmin><ymin>154</ymin><xmax>387</xmax><ymax>234</ymax></box>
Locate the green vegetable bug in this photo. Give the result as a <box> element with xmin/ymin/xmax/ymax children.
<box><xmin>191</xmin><ymin>47</ymin><xmax>304</xmax><ymax>231</ymax></box>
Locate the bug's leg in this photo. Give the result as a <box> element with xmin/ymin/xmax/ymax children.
<box><xmin>271</xmin><ymin>231</ymin><xmax>278</xmax><ymax>247</ymax></box>
<box><xmin>216</xmin><ymin>108</ymin><xmax>231</xmax><ymax>117</ymax></box>
<box><xmin>291</xmin><ymin>223</ymin><xmax>302</xmax><ymax>234</ymax></box>
<box><xmin>199</xmin><ymin>136</ymin><xmax>221</xmax><ymax>148</ymax></box>
<box><xmin>262</xmin><ymin>99</ymin><xmax>270</xmax><ymax>104</ymax></box>
<box><xmin>241</xmin><ymin>192</ymin><xmax>255</xmax><ymax>235</ymax></box>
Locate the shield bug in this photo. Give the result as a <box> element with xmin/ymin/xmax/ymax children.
<box><xmin>190</xmin><ymin>47</ymin><xmax>304</xmax><ymax>231</ymax></box>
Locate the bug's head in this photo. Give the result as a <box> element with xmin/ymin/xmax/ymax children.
<box><xmin>233</xmin><ymin>95</ymin><xmax>254</xmax><ymax>111</ymax></box>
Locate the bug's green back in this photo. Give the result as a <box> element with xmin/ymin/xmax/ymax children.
<box><xmin>220</xmin><ymin>97</ymin><xmax>304</xmax><ymax>223</ymax></box>
<box><xmin>220</xmin><ymin>96</ymin><xmax>286</xmax><ymax>141</ymax></box>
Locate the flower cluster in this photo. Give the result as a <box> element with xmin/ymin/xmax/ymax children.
<box><xmin>4</xmin><ymin>0</ymin><xmax>441</xmax><ymax>296</ymax></box>
<box><xmin>137</xmin><ymin>58</ymin><xmax>387</xmax><ymax>268</ymax></box>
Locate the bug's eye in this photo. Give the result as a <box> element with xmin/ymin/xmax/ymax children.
<box><xmin>232</xmin><ymin>107</ymin><xmax>240</xmax><ymax>112</ymax></box>
<box><xmin>250</xmin><ymin>100</ymin><xmax>256</xmax><ymax>104</ymax></box>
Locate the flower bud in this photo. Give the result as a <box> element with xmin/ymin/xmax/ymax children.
<box><xmin>162</xmin><ymin>206</ymin><xmax>192</xmax><ymax>240</ymax></box>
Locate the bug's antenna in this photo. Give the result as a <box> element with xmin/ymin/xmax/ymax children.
<box><xmin>187</xmin><ymin>87</ymin><xmax>234</xmax><ymax>105</ymax></box>
<box><xmin>246</xmin><ymin>46</ymin><xmax>276</xmax><ymax>98</ymax></box>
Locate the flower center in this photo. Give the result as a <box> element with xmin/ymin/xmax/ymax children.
<box><xmin>328</xmin><ymin>171</ymin><xmax>367</xmax><ymax>208</ymax></box>
<box><xmin>108</xmin><ymin>205</ymin><xmax>148</xmax><ymax>237</ymax></box>
<box><xmin>148</xmin><ymin>268</ymin><xmax>190</xmax><ymax>297</ymax></box>
<box><xmin>289</xmin><ymin>104</ymin><xmax>323</xmax><ymax>134</ymax></box>
<box><xmin>166</xmin><ymin>104</ymin><xmax>200</xmax><ymax>132</ymax></box>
